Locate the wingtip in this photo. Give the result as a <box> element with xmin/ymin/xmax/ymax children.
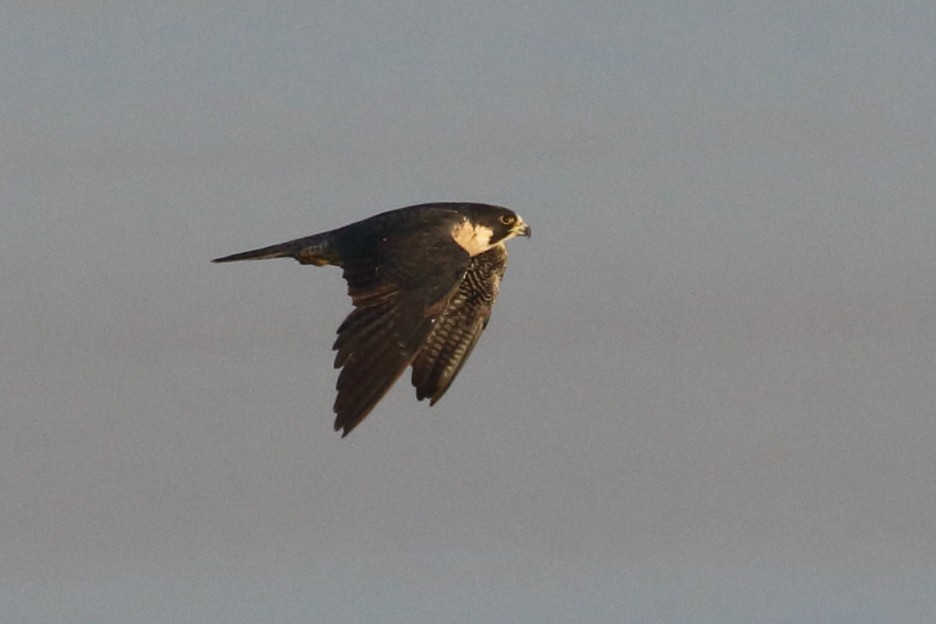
<box><xmin>335</xmin><ymin>422</ymin><xmax>355</xmax><ymax>438</ymax></box>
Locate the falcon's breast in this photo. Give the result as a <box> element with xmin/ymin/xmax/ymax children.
<box><xmin>411</xmin><ymin>245</ymin><xmax>508</xmax><ymax>405</ymax></box>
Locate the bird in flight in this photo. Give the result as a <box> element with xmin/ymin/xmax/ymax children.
<box><xmin>213</xmin><ymin>202</ymin><xmax>531</xmax><ymax>436</ymax></box>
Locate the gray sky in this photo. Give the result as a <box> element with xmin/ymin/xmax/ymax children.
<box><xmin>3</xmin><ymin>2</ymin><xmax>935</xmax><ymax>622</ymax></box>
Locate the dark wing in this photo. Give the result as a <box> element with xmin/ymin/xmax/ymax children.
<box><xmin>331</xmin><ymin>226</ymin><xmax>470</xmax><ymax>436</ymax></box>
<box><xmin>410</xmin><ymin>245</ymin><xmax>507</xmax><ymax>405</ymax></box>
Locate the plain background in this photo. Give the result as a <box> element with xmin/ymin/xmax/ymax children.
<box><xmin>3</xmin><ymin>2</ymin><xmax>935</xmax><ymax>622</ymax></box>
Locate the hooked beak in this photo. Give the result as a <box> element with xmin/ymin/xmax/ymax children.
<box><xmin>514</xmin><ymin>218</ymin><xmax>531</xmax><ymax>238</ymax></box>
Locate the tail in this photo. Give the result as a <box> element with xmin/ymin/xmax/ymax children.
<box><xmin>212</xmin><ymin>233</ymin><xmax>335</xmax><ymax>266</ymax></box>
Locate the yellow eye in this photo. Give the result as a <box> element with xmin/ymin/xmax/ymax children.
<box><xmin>500</xmin><ymin>215</ymin><xmax>515</xmax><ymax>225</ymax></box>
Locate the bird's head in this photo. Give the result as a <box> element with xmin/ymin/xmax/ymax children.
<box><xmin>452</xmin><ymin>204</ymin><xmax>531</xmax><ymax>256</ymax></box>
<box><xmin>485</xmin><ymin>206</ymin><xmax>531</xmax><ymax>243</ymax></box>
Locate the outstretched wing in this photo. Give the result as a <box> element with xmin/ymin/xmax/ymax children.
<box><xmin>331</xmin><ymin>226</ymin><xmax>470</xmax><ymax>436</ymax></box>
<box><xmin>410</xmin><ymin>245</ymin><xmax>508</xmax><ymax>405</ymax></box>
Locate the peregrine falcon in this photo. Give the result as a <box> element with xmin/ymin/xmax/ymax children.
<box><xmin>213</xmin><ymin>202</ymin><xmax>531</xmax><ymax>436</ymax></box>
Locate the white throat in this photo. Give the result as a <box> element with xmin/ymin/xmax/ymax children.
<box><xmin>451</xmin><ymin>220</ymin><xmax>496</xmax><ymax>256</ymax></box>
